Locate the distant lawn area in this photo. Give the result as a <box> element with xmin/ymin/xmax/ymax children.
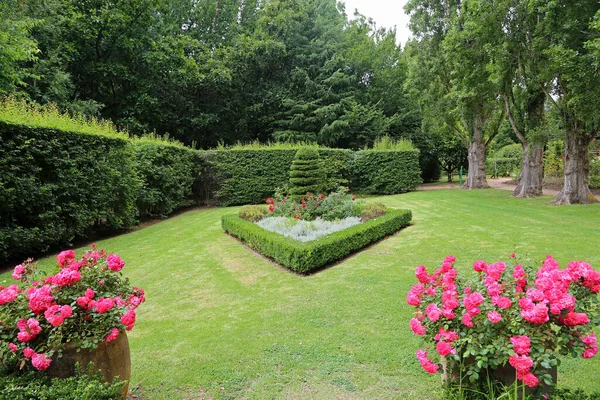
<box><xmin>2</xmin><ymin>189</ymin><xmax>599</xmax><ymax>399</ymax></box>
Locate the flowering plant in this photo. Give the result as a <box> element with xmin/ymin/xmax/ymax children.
<box><xmin>266</xmin><ymin>187</ymin><xmax>360</xmax><ymax>221</ymax></box>
<box><xmin>0</xmin><ymin>246</ymin><xmax>144</xmax><ymax>372</ymax></box>
<box><xmin>407</xmin><ymin>255</ymin><xmax>600</xmax><ymax>389</ymax></box>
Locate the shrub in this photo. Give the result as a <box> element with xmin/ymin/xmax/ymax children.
<box><xmin>268</xmin><ymin>187</ymin><xmax>359</xmax><ymax>221</ymax></box>
<box><xmin>494</xmin><ymin>143</ymin><xmax>523</xmax><ymax>159</ymax></box>
<box><xmin>486</xmin><ymin>157</ymin><xmax>521</xmax><ymax>178</ymax></box>
<box><xmin>359</xmin><ymin>203</ymin><xmax>387</xmax><ymax>221</ymax></box>
<box><xmin>131</xmin><ymin>138</ymin><xmax>201</xmax><ymax>218</ymax></box>
<box><xmin>0</xmin><ymin>121</ymin><xmax>138</xmax><ymax>264</ymax></box>
<box><xmin>352</xmin><ymin>149</ymin><xmax>422</xmax><ymax>194</ymax></box>
<box><xmin>0</xmin><ymin>367</ymin><xmax>125</xmax><ymax>400</ymax></box>
<box><xmin>407</xmin><ymin>255</ymin><xmax>600</xmax><ymax>391</ymax></box>
<box><xmin>289</xmin><ymin>147</ymin><xmax>325</xmax><ymax>198</ymax></box>
<box><xmin>0</xmin><ymin>248</ymin><xmax>145</xmax><ymax>372</ymax></box>
<box><xmin>238</xmin><ymin>205</ymin><xmax>269</xmax><ymax>222</ymax></box>
<box><xmin>221</xmin><ymin>209</ymin><xmax>412</xmax><ymax>273</ymax></box>
<box><xmin>589</xmin><ymin>151</ymin><xmax>600</xmax><ymax>189</ymax></box>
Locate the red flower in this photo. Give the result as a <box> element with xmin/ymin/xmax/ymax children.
<box><xmin>268</xmin><ymin>204</ymin><xmax>274</xmax><ymax>212</ymax></box>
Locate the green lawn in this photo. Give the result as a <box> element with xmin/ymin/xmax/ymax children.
<box><xmin>2</xmin><ymin>189</ymin><xmax>600</xmax><ymax>399</ymax></box>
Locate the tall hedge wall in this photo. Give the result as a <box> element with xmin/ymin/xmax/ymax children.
<box><xmin>0</xmin><ymin>121</ymin><xmax>138</xmax><ymax>263</ymax></box>
<box><xmin>131</xmin><ymin>140</ymin><xmax>202</xmax><ymax>218</ymax></box>
<box><xmin>203</xmin><ymin>148</ymin><xmax>353</xmax><ymax>206</ymax></box>
<box><xmin>352</xmin><ymin>150</ymin><xmax>422</xmax><ymax>194</ymax></box>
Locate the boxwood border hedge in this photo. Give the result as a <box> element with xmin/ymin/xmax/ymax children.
<box><xmin>221</xmin><ymin>209</ymin><xmax>412</xmax><ymax>274</ymax></box>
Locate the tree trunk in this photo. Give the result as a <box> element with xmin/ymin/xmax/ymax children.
<box><xmin>464</xmin><ymin>111</ymin><xmax>489</xmax><ymax>189</ymax></box>
<box><xmin>551</xmin><ymin>129</ymin><xmax>598</xmax><ymax>204</ymax></box>
<box><xmin>513</xmin><ymin>141</ymin><xmax>543</xmax><ymax>197</ymax></box>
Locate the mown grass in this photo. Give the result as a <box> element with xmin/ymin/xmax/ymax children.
<box><xmin>1</xmin><ymin>189</ymin><xmax>599</xmax><ymax>399</ymax></box>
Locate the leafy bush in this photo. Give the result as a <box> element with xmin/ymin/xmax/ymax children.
<box><xmin>238</xmin><ymin>205</ymin><xmax>269</xmax><ymax>222</ymax></box>
<box><xmin>371</xmin><ymin>136</ymin><xmax>415</xmax><ymax>151</ymax></box>
<box><xmin>256</xmin><ymin>216</ymin><xmax>362</xmax><ymax>242</ymax></box>
<box><xmin>0</xmin><ymin>121</ymin><xmax>138</xmax><ymax>264</ymax></box>
<box><xmin>486</xmin><ymin>157</ymin><xmax>521</xmax><ymax>178</ymax></box>
<box><xmin>204</xmin><ymin>147</ymin><xmax>352</xmax><ymax>206</ymax></box>
<box><xmin>494</xmin><ymin>143</ymin><xmax>522</xmax><ymax>159</ymax></box>
<box><xmin>131</xmin><ymin>138</ymin><xmax>201</xmax><ymax>218</ymax></box>
<box><xmin>0</xmin><ymin>367</ymin><xmax>125</xmax><ymax>400</ymax></box>
<box><xmin>221</xmin><ymin>209</ymin><xmax>412</xmax><ymax>273</ymax></box>
<box><xmin>288</xmin><ymin>147</ymin><xmax>325</xmax><ymax>198</ymax></box>
<box><xmin>589</xmin><ymin>151</ymin><xmax>600</xmax><ymax>189</ymax></box>
<box><xmin>543</xmin><ymin>140</ymin><xmax>564</xmax><ymax>183</ymax></box>
<box><xmin>268</xmin><ymin>188</ymin><xmax>359</xmax><ymax>221</ymax></box>
<box><xmin>359</xmin><ymin>203</ymin><xmax>387</xmax><ymax>221</ymax></box>
<box><xmin>352</xmin><ymin>149</ymin><xmax>422</xmax><ymax>194</ymax></box>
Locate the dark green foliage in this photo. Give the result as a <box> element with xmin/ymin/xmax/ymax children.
<box><xmin>0</xmin><ymin>368</ymin><xmax>124</xmax><ymax>400</ymax></box>
<box><xmin>352</xmin><ymin>150</ymin><xmax>422</xmax><ymax>194</ymax></box>
<box><xmin>203</xmin><ymin>148</ymin><xmax>352</xmax><ymax>206</ymax></box>
<box><xmin>0</xmin><ymin>121</ymin><xmax>138</xmax><ymax>263</ymax></box>
<box><xmin>131</xmin><ymin>140</ymin><xmax>201</xmax><ymax>218</ymax></box>
<box><xmin>359</xmin><ymin>203</ymin><xmax>387</xmax><ymax>221</ymax></box>
<box><xmin>221</xmin><ymin>209</ymin><xmax>412</xmax><ymax>274</ymax></box>
<box><xmin>289</xmin><ymin>148</ymin><xmax>325</xmax><ymax>197</ymax></box>
<box><xmin>238</xmin><ymin>205</ymin><xmax>269</xmax><ymax>222</ymax></box>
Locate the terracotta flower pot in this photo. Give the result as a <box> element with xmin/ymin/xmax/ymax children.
<box><xmin>45</xmin><ymin>332</ymin><xmax>131</xmax><ymax>399</ymax></box>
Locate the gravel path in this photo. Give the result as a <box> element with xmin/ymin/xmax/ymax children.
<box><xmin>419</xmin><ymin>177</ymin><xmax>600</xmax><ymax>201</ymax></box>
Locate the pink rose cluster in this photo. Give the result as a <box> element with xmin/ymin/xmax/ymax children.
<box><xmin>0</xmin><ymin>247</ymin><xmax>145</xmax><ymax>372</ymax></box>
<box><xmin>406</xmin><ymin>254</ymin><xmax>600</xmax><ymax>388</ymax></box>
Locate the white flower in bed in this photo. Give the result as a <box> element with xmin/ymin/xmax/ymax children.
<box><xmin>256</xmin><ymin>216</ymin><xmax>362</xmax><ymax>242</ymax></box>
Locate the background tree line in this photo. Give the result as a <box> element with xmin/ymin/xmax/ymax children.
<box><xmin>2</xmin><ymin>0</ymin><xmax>600</xmax><ymax>203</ymax></box>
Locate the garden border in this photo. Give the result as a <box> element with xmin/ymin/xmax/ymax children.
<box><xmin>221</xmin><ymin>209</ymin><xmax>412</xmax><ymax>274</ymax></box>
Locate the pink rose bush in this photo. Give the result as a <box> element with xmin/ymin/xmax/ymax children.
<box><xmin>407</xmin><ymin>255</ymin><xmax>600</xmax><ymax>390</ymax></box>
<box><xmin>0</xmin><ymin>246</ymin><xmax>145</xmax><ymax>372</ymax></box>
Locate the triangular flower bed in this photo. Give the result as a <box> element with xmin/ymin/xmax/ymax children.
<box><xmin>221</xmin><ymin>209</ymin><xmax>412</xmax><ymax>274</ymax></box>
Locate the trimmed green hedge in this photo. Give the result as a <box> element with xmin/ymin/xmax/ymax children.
<box><xmin>0</xmin><ymin>121</ymin><xmax>138</xmax><ymax>263</ymax></box>
<box><xmin>131</xmin><ymin>140</ymin><xmax>201</xmax><ymax>218</ymax></box>
<box><xmin>221</xmin><ymin>209</ymin><xmax>412</xmax><ymax>273</ymax></box>
<box><xmin>352</xmin><ymin>150</ymin><xmax>422</xmax><ymax>194</ymax></box>
<box><xmin>204</xmin><ymin>148</ymin><xmax>352</xmax><ymax>206</ymax></box>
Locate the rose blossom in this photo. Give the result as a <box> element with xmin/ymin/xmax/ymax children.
<box><xmin>509</xmin><ymin>354</ymin><xmax>534</xmax><ymax>373</ymax></box>
<box><xmin>510</xmin><ymin>335</ymin><xmax>531</xmax><ymax>355</ymax></box>
<box><xmin>436</xmin><ymin>341</ymin><xmax>455</xmax><ymax>356</ymax></box>
<box><xmin>425</xmin><ymin>303</ymin><xmax>442</xmax><ymax>322</ymax></box>
<box><xmin>12</xmin><ymin>264</ymin><xmax>25</xmax><ymax>280</ymax></box>
<box><xmin>410</xmin><ymin>318</ymin><xmax>426</xmax><ymax>336</ymax></box>
<box><xmin>8</xmin><ymin>343</ymin><xmax>17</xmax><ymax>352</ymax></box>
<box><xmin>94</xmin><ymin>298</ymin><xmax>115</xmax><ymax>313</ymax></box>
<box><xmin>487</xmin><ymin>311</ymin><xmax>502</xmax><ymax>323</ymax></box>
<box><xmin>416</xmin><ymin>349</ymin><xmax>439</xmax><ymax>374</ymax></box>
<box><xmin>56</xmin><ymin>250</ymin><xmax>76</xmax><ymax>267</ymax></box>
<box><xmin>17</xmin><ymin>318</ymin><xmax>42</xmax><ymax>342</ymax></box>
<box><xmin>0</xmin><ymin>284</ymin><xmax>19</xmax><ymax>305</ymax></box>
<box><xmin>106</xmin><ymin>254</ymin><xmax>125</xmax><ymax>272</ymax></box>
<box><xmin>23</xmin><ymin>347</ymin><xmax>35</xmax><ymax>358</ymax></box>
<box><xmin>121</xmin><ymin>308</ymin><xmax>136</xmax><ymax>330</ymax></box>
<box><xmin>105</xmin><ymin>328</ymin><xmax>120</xmax><ymax>343</ymax></box>
<box><xmin>462</xmin><ymin>313</ymin><xmax>474</xmax><ymax>328</ymax></box>
<box><xmin>31</xmin><ymin>353</ymin><xmax>52</xmax><ymax>371</ymax></box>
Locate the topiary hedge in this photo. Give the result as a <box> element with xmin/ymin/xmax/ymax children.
<box><xmin>0</xmin><ymin>121</ymin><xmax>139</xmax><ymax>264</ymax></box>
<box><xmin>351</xmin><ymin>150</ymin><xmax>422</xmax><ymax>194</ymax></box>
<box><xmin>203</xmin><ymin>148</ymin><xmax>353</xmax><ymax>206</ymax></box>
<box><xmin>288</xmin><ymin>147</ymin><xmax>325</xmax><ymax>198</ymax></box>
<box><xmin>131</xmin><ymin>139</ymin><xmax>202</xmax><ymax>218</ymax></box>
<box><xmin>221</xmin><ymin>209</ymin><xmax>412</xmax><ymax>274</ymax></box>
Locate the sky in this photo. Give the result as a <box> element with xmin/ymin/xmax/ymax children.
<box><xmin>342</xmin><ymin>0</ymin><xmax>412</xmax><ymax>45</ymax></box>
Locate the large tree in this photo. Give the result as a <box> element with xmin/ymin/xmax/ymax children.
<box><xmin>537</xmin><ymin>0</ymin><xmax>600</xmax><ymax>204</ymax></box>
<box><xmin>406</xmin><ymin>0</ymin><xmax>504</xmax><ymax>189</ymax></box>
<box><xmin>488</xmin><ymin>0</ymin><xmax>548</xmax><ymax>198</ymax></box>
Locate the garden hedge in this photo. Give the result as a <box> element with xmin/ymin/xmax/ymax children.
<box><xmin>352</xmin><ymin>150</ymin><xmax>422</xmax><ymax>194</ymax></box>
<box><xmin>202</xmin><ymin>148</ymin><xmax>353</xmax><ymax>206</ymax></box>
<box><xmin>131</xmin><ymin>140</ymin><xmax>202</xmax><ymax>218</ymax></box>
<box><xmin>0</xmin><ymin>121</ymin><xmax>138</xmax><ymax>263</ymax></box>
<box><xmin>221</xmin><ymin>209</ymin><xmax>412</xmax><ymax>273</ymax></box>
